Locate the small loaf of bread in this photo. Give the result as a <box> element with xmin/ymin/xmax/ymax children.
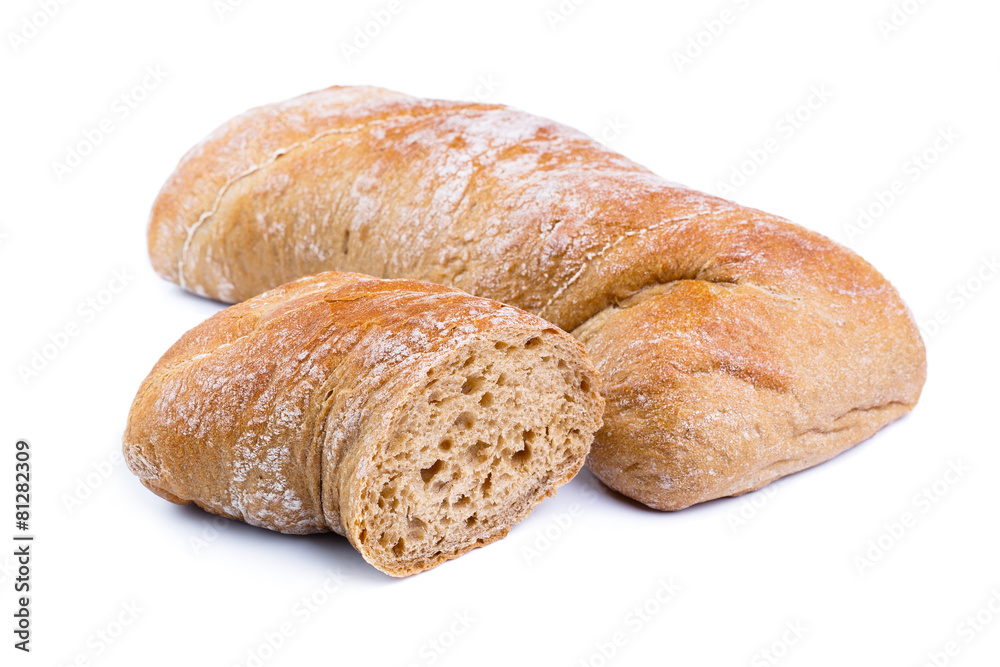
<box><xmin>147</xmin><ymin>86</ymin><xmax>926</xmax><ymax>510</ymax></box>
<box><xmin>122</xmin><ymin>272</ymin><xmax>603</xmax><ymax>576</ymax></box>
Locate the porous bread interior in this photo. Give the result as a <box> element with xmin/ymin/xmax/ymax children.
<box><xmin>354</xmin><ymin>331</ymin><xmax>596</xmax><ymax>574</ymax></box>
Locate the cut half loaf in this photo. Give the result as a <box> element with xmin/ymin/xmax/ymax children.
<box><xmin>123</xmin><ymin>272</ymin><xmax>604</xmax><ymax>576</ymax></box>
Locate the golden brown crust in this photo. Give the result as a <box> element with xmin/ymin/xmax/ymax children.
<box><xmin>123</xmin><ymin>272</ymin><xmax>604</xmax><ymax>575</ymax></box>
<box><xmin>147</xmin><ymin>85</ymin><xmax>927</xmax><ymax>510</ymax></box>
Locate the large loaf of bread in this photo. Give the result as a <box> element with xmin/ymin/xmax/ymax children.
<box><xmin>148</xmin><ymin>86</ymin><xmax>927</xmax><ymax>510</ymax></box>
<box><xmin>123</xmin><ymin>272</ymin><xmax>604</xmax><ymax>576</ymax></box>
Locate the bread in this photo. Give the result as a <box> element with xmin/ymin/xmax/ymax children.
<box><xmin>122</xmin><ymin>272</ymin><xmax>604</xmax><ymax>576</ymax></box>
<box><xmin>147</xmin><ymin>85</ymin><xmax>927</xmax><ymax>510</ymax></box>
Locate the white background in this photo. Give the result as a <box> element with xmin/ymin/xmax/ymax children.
<box><xmin>2</xmin><ymin>1</ymin><xmax>998</xmax><ymax>665</ymax></box>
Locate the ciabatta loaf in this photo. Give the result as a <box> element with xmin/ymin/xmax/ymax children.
<box><xmin>147</xmin><ymin>86</ymin><xmax>926</xmax><ymax>510</ymax></box>
<box><xmin>123</xmin><ymin>272</ymin><xmax>604</xmax><ymax>576</ymax></box>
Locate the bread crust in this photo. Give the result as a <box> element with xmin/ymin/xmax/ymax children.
<box><xmin>147</xmin><ymin>85</ymin><xmax>926</xmax><ymax>510</ymax></box>
<box><xmin>123</xmin><ymin>272</ymin><xmax>604</xmax><ymax>575</ymax></box>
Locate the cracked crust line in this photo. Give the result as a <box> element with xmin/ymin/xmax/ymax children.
<box><xmin>542</xmin><ymin>214</ymin><xmax>702</xmax><ymax>312</ymax></box>
<box><xmin>792</xmin><ymin>400</ymin><xmax>912</xmax><ymax>438</ymax></box>
<box><xmin>176</xmin><ymin>107</ymin><xmax>494</xmax><ymax>291</ymax></box>
<box><xmin>565</xmin><ymin>224</ymin><xmax>808</xmax><ymax>340</ymax></box>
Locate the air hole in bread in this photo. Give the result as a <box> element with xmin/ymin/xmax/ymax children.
<box><xmin>408</xmin><ymin>516</ymin><xmax>427</xmax><ymax>540</ymax></box>
<box><xmin>392</xmin><ymin>538</ymin><xmax>405</xmax><ymax>557</ymax></box>
<box><xmin>420</xmin><ymin>460</ymin><xmax>444</xmax><ymax>483</ymax></box>
<box><xmin>512</xmin><ymin>446</ymin><xmax>531</xmax><ymax>467</ymax></box>
<box><xmin>465</xmin><ymin>440</ymin><xmax>491</xmax><ymax>466</ymax></box>
<box><xmin>461</xmin><ymin>375</ymin><xmax>484</xmax><ymax>395</ymax></box>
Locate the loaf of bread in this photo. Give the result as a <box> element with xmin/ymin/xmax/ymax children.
<box><xmin>147</xmin><ymin>86</ymin><xmax>926</xmax><ymax>510</ymax></box>
<box><xmin>123</xmin><ymin>272</ymin><xmax>604</xmax><ymax>576</ymax></box>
